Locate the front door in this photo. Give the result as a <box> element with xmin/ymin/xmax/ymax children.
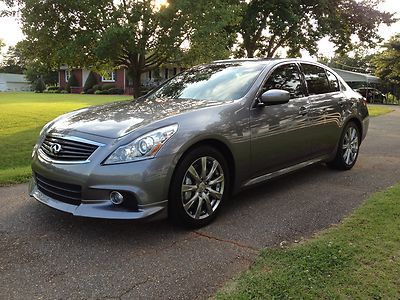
<box><xmin>250</xmin><ymin>63</ymin><xmax>313</xmax><ymax>178</ymax></box>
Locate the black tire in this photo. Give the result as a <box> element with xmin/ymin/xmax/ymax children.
<box><xmin>169</xmin><ymin>145</ymin><xmax>230</xmax><ymax>228</ymax></box>
<box><xmin>328</xmin><ymin>121</ymin><xmax>361</xmax><ymax>170</ymax></box>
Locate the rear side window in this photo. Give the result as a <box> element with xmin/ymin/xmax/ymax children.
<box><xmin>263</xmin><ymin>64</ymin><xmax>305</xmax><ymax>98</ymax></box>
<box><xmin>301</xmin><ymin>64</ymin><xmax>330</xmax><ymax>95</ymax></box>
<box><xmin>326</xmin><ymin>70</ymin><xmax>340</xmax><ymax>92</ymax></box>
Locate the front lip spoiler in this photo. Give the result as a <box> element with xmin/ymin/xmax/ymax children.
<box><xmin>30</xmin><ymin>185</ymin><xmax>167</xmax><ymax>220</ymax></box>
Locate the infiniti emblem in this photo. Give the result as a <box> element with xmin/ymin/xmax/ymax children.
<box><xmin>51</xmin><ymin>143</ymin><xmax>62</xmax><ymax>154</ymax></box>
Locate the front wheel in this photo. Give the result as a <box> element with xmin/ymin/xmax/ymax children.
<box><xmin>328</xmin><ymin>121</ymin><xmax>360</xmax><ymax>170</ymax></box>
<box><xmin>169</xmin><ymin>146</ymin><xmax>229</xmax><ymax>228</ymax></box>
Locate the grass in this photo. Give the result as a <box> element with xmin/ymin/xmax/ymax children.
<box><xmin>368</xmin><ymin>105</ymin><xmax>394</xmax><ymax>117</ymax></box>
<box><xmin>0</xmin><ymin>92</ymin><xmax>132</xmax><ymax>185</ymax></box>
<box><xmin>216</xmin><ymin>184</ymin><xmax>400</xmax><ymax>299</ymax></box>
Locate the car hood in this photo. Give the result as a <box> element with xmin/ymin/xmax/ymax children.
<box><xmin>48</xmin><ymin>97</ymin><xmax>228</xmax><ymax>139</ymax></box>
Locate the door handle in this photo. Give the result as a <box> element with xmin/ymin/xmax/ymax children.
<box><xmin>299</xmin><ymin>106</ymin><xmax>309</xmax><ymax>116</ymax></box>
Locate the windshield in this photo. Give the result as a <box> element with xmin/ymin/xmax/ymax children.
<box><xmin>148</xmin><ymin>62</ymin><xmax>265</xmax><ymax>101</ymax></box>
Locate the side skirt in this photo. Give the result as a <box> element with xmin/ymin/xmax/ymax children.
<box><xmin>242</xmin><ymin>156</ymin><xmax>330</xmax><ymax>188</ymax></box>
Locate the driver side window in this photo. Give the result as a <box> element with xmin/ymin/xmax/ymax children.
<box><xmin>262</xmin><ymin>64</ymin><xmax>305</xmax><ymax>99</ymax></box>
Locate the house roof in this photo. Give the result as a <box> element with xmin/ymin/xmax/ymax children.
<box><xmin>0</xmin><ymin>73</ymin><xmax>29</xmax><ymax>84</ymax></box>
<box><xmin>332</xmin><ymin>68</ymin><xmax>380</xmax><ymax>84</ymax></box>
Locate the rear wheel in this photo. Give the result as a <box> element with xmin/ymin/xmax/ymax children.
<box><xmin>169</xmin><ymin>146</ymin><xmax>229</xmax><ymax>228</ymax></box>
<box><xmin>328</xmin><ymin>121</ymin><xmax>360</xmax><ymax>170</ymax></box>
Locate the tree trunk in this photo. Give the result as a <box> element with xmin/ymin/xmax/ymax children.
<box><xmin>128</xmin><ymin>66</ymin><xmax>142</xmax><ymax>98</ymax></box>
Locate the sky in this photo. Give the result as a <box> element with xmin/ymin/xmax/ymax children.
<box><xmin>1</xmin><ymin>0</ymin><xmax>400</xmax><ymax>60</ymax></box>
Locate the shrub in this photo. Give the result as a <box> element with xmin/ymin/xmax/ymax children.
<box><xmin>102</xmin><ymin>83</ymin><xmax>116</xmax><ymax>90</ymax></box>
<box><xmin>60</xmin><ymin>90</ymin><xmax>68</xmax><ymax>94</ymax></box>
<box><xmin>86</xmin><ymin>88</ymin><xmax>95</xmax><ymax>94</ymax></box>
<box><xmin>92</xmin><ymin>84</ymin><xmax>102</xmax><ymax>91</ymax></box>
<box><xmin>34</xmin><ymin>78</ymin><xmax>46</xmax><ymax>93</ymax></box>
<box><xmin>108</xmin><ymin>88</ymin><xmax>124</xmax><ymax>95</ymax></box>
<box><xmin>83</xmin><ymin>71</ymin><xmax>98</xmax><ymax>93</ymax></box>
<box><xmin>66</xmin><ymin>72</ymin><xmax>79</xmax><ymax>93</ymax></box>
<box><xmin>94</xmin><ymin>89</ymin><xmax>110</xmax><ymax>95</ymax></box>
<box><xmin>47</xmin><ymin>86</ymin><xmax>59</xmax><ymax>91</ymax></box>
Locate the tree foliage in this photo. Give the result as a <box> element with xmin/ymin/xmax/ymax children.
<box><xmin>34</xmin><ymin>77</ymin><xmax>46</xmax><ymax>93</ymax></box>
<box><xmin>10</xmin><ymin>0</ymin><xmax>238</xmax><ymax>97</ymax></box>
<box><xmin>374</xmin><ymin>34</ymin><xmax>400</xmax><ymax>84</ymax></box>
<box><xmin>236</xmin><ymin>0</ymin><xmax>394</xmax><ymax>58</ymax></box>
<box><xmin>83</xmin><ymin>71</ymin><xmax>98</xmax><ymax>93</ymax></box>
<box><xmin>0</xmin><ymin>42</ymin><xmax>26</xmax><ymax>74</ymax></box>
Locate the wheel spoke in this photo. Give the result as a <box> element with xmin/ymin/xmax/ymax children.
<box><xmin>342</xmin><ymin>142</ymin><xmax>349</xmax><ymax>150</ymax></box>
<box><xmin>205</xmin><ymin>160</ymin><xmax>219</xmax><ymax>181</ymax></box>
<box><xmin>345</xmin><ymin>149</ymin><xmax>351</xmax><ymax>164</ymax></box>
<box><xmin>207</xmin><ymin>187</ymin><xmax>222</xmax><ymax>199</ymax></box>
<box><xmin>194</xmin><ymin>197</ymin><xmax>203</xmax><ymax>219</ymax></box>
<box><xmin>350</xmin><ymin>128</ymin><xmax>357</xmax><ymax>141</ymax></box>
<box><xmin>208</xmin><ymin>174</ymin><xmax>224</xmax><ymax>186</ymax></box>
<box><xmin>201</xmin><ymin>157</ymin><xmax>207</xmax><ymax>179</ymax></box>
<box><xmin>203</xmin><ymin>193</ymin><xmax>213</xmax><ymax>215</ymax></box>
<box><xmin>182</xmin><ymin>184</ymin><xmax>197</xmax><ymax>193</ymax></box>
<box><xmin>188</xmin><ymin>165</ymin><xmax>201</xmax><ymax>183</ymax></box>
<box><xmin>184</xmin><ymin>193</ymin><xmax>199</xmax><ymax>210</ymax></box>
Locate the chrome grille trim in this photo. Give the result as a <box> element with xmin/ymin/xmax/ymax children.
<box><xmin>39</xmin><ymin>135</ymin><xmax>104</xmax><ymax>163</ymax></box>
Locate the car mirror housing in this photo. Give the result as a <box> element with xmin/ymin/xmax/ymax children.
<box><xmin>260</xmin><ymin>89</ymin><xmax>290</xmax><ymax>106</ymax></box>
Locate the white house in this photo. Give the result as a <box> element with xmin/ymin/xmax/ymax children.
<box><xmin>0</xmin><ymin>73</ymin><xmax>31</xmax><ymax>92</ymax></box>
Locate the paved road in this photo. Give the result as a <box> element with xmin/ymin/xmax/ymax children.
<box><xmin>1</xmin><ymin>105</ymin><xmax>400</xmax><ymax>299</ymax></box>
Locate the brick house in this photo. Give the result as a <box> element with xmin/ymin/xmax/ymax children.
<box><xmin>59</xmin><ymin>65</ymin><xmax>184</xmax><ymax>95</ymax></box>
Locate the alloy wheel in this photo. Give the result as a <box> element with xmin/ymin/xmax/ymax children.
<box><xmin>181</xmin><ymin>156</ymin><xmax>225</xmax><ymax>220</ymax></box>
<box><xmin>342</xmin><ymin>126</ymin><xmax>359</xmax><ymax>165</ymax></box>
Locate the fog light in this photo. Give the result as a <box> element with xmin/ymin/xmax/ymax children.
<box><xmin>110</xmin><ymin>191</ymin><xmax>124</xmax><ymax>205</ymax></box>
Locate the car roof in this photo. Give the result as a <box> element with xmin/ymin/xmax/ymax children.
<box><xmin>213</xmin><ymin>58</ymin><xmax>328</xmax><ymax>67</ymax></box>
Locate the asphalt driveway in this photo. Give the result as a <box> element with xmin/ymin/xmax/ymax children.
<box><xmin>1</xmin><ymin>105</ymin><xmax>400</xmax><ymax>299</ymax></box>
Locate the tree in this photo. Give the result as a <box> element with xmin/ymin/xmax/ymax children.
<box><xmin>66</xmin><ymin>73</ymin><xmax>79</xmax><ymax>93</ymax></box>
<box><xmin>374</xmin><ymin>34</ymin><xmax>400</xmax><ymax>85</ymax></box>
<box><xmin>10</xmin><ymin>0</ymin><xmax>238</xmax><ymax>97</ymax></box>
<box><xmin>0</xmin><ymin>42</ymin><xmax>26</xmax><ymax>73</ymax></box>
<box><xmin>34</xmin><ymin>77</ymin><xmax>46</xmax><ymax>93</ymax></box>
<box><xmin>236</xmin><ymin>0</ymin><xmax>394</xmax><ymax>58</ymax></box>
<box><xmin>83</xmin><ymin>71</ymin><xmax>98</xmax><ymax>93</ymax></box>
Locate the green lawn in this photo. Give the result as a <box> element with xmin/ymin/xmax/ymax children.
<box><xmin>0</xmin><ymin>92</ymin><xmax>132</xmax><ymax>185</ymax></box>
<box><xmin>216</xmin><ymin>183</ymin><xmax>400</xmax><ymax>299</ymax></box>
<box><xmin>368</xmin><ymin>105</ymin><xmax>394</xmax><ymax>117</ymax></box>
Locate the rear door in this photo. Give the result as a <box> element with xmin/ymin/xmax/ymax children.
<box><xmin>300</xmin><ymin>63</ymin><xmax>345</xmax><ymax>157</ymax></box>
<box><xmin>249</xmin><ymin>63</ymin><xmax>314</xmax><ymax>177</ymax></box>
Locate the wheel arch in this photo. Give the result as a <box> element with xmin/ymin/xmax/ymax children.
<box><xmin>168</xmin><ymin>138</ymin><xmax>236</xmax><ymax>200</ymax></box>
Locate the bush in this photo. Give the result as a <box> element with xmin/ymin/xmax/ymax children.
<box><xmin>47</xmin><ymin>86</ymin><xmax>59</xmax><ymax>91</ymax></box>
<box><xmin>66</xmin><ymin>72</ymin><xmax>79</xmax><ymax>93</ymax></box>
<box><xmin>83</xmin><ymin>71</ymin><xmax>97</xmax><ymax>93</ymax></box>
<box><xmin>102</xmin><ymin>83</ymin><xmax>116</xmax><ymax>90</ymax></box>
<box><xmin>108</xmin><ymin>88</ymin><xmax>124</xmax><ymax>95</ymax></box>
<box><xmin>94</xmin><ymin>89</ymin><xmax>110</xmax><ymax>95</ymax></box>
<box><xmin>86</xmin><ymin>88</ymin><xmax>95</xmax><ymax>94</ymax></box>
<box><xmin>92</xmin><ymin>84</ymin><xmax>102</xmax><ymax>92</ymax></box>
<box><xmin>34</xmin><ymin>78</ymin><xmax>46</xmax><ymax>93</ymax></box>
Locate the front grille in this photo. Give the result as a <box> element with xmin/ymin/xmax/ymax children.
<box><xmin>35</xmin><ymin>172</ymin><xmax>82</xmax><ymax>205</ymax></box>
<box><xmin>40</xmin><ymin>135</ymin><xmax>98</xmax><ymax>161</ymax></box>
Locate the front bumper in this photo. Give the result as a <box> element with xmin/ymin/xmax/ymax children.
<box><xmin>30</xmin><ymin>180</ymin><xmax>167</xmax><ymax>219</ymax></box>
<box><xmin>30</xmin><ymin>141</ymin><xmax>176</xmax><ymax>220</ymax></box>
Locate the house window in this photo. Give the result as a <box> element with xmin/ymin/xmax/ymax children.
<box><xmin>65</xmin><ymin>70</ymin><xmax>71</xmax><ymax>82</ymax></box>
<box><xmin>101</xmin><ymin>72</ymin><xmax>116</xmax><ymax>82</ymax></box>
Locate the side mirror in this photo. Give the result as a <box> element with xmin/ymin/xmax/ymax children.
<box><xmin>260</xmin><ymin>89</ymin><xmax>290</xmax><ymax>106</ymax></box>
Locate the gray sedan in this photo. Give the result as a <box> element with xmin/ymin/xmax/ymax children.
<box><xmin>30</xmin><ymin>59</ymin><xmax>369</xmax><ymax>227</ymax></box>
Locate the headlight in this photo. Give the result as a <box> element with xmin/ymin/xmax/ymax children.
<box><xmin>32</xmin><ymin>121</ymin><xmax>53</xmax><ymax>157</ymax></box>
<box><xmin>103</xmin><ymin>124</ymin><xmax>178</xmax><ymax>165</ymax></box>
